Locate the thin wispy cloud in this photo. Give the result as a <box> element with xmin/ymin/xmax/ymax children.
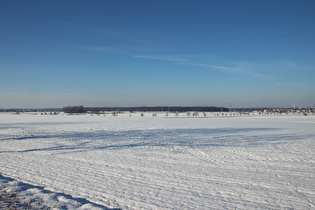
<box><xmin>71</xmin><ymin>43</ymin><xmax>297</xmax><ymax>84</ymax></box>
<box><xmin>179</xmin><ymin>62</ymin><xmax>273</xmax><ymax>80</ymax></box>
<box><xmin>73</xmin><ymin>43</ymin><xmax>306</xmax><ymax>89</ymax></box>
<box><xmin>179</xmin><ymin>62</ymin><xmax>233</xmax><ymax>71</ymax></box>
<box><xmin>134</xmin><ymin>55</ymin><xmax>275</xmax><ymax>80</ymax></box>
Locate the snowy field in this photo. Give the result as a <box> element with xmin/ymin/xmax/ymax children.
<box><xmin>1</xmin><ymin>112</ymin><xmax>315</xmax><ymax>209</ymax></box>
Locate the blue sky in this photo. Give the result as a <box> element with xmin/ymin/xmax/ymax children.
<box><xmin>1</xmin><ymin>0</ymin><xmax>314</xmax><ymax>108</ymax></box>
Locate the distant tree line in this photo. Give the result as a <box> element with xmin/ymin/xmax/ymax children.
<box><xmin>0</xmin><ymin>106</ymin><xmax>228</xmax><ymax>113</ymax></box>
<box><xmin>85</xmin><ymin>106</ymin><xmax>228</xmax><ymax>113</ymax></box>
<box><xmin>63</xmin><ymin>106</ymin><xmax>85</xmax><ymax>113</ymax></box>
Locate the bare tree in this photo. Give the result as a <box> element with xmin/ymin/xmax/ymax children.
<box><xmin>193</xmin><ymin>111</ymin><xmax>199</xmax><ymax>117</ymax></box>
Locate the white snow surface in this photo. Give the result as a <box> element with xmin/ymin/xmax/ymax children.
<box><xmin>1</xmin><ymin>112</ymin><xmax>315</xmax><ymax>209</ymax></box>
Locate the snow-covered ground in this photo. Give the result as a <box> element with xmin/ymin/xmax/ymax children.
<box><xmin>1</xmin><ymin>112</ymin><xmax>315</xmax><ymax>209</ymax></box>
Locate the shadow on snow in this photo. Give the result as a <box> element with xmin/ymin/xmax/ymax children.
<box><xmin>1</xmin><ymin>127</ymin><xmax>312</xmax><ymax>154</ymax></box>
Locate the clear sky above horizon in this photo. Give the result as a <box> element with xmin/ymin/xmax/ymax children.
<box><xmin>1</xmin><ymin>0</ymin><xmax>315</xmax><ymax>108</ymax></box>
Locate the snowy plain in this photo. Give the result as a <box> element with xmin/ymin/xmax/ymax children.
<box><xmin>0</xmin><ymin>112</ymin><xmax>315</xmax><ymax>209</ymax></box>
